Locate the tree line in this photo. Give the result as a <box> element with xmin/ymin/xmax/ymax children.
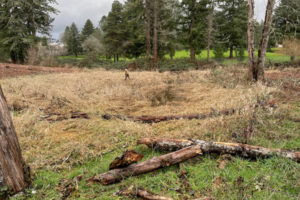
<box><xmin>0</xmin><ymin>0</ymin><xmax>299</xmax><ymax>70</ymax></box>
<box><xmin>61</xmin><ymin>0</ymin><xmax>299</xmax><ymax>64</ymax></box>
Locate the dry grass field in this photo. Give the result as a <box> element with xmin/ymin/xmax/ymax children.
<box><xmin>1</xmin><ymin>66</ymin><xmax>274</xmax><ymax>170</ymax></box>
<box><xmin>0</xmin><ymin>65</ymin><xmax>299</xmax><ymax>199</ymax></box>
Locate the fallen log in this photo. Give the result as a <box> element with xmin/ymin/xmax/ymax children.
<box><xmin>41</xmin><ymin>111</ymin><xmax>89</xmax><ymax>122</ymax></box>
<box><xmin>100</xmin><ymin>145</ymin><xmax>203</xmax><ymax>185</ymax></box>
<box><xmin>102</xmin><ymin>107</ymin><xmax>239</xmax><ymax>124</ymax></box>
<box><xmin>109</xmin><ymin>150</ymin><xmax>144</xmax><ymax>170</ymax></box>
<box><xmin>102</xmin><ymin>100</ymin><xmax>276</xmax><ymax>124</ymax></box>
<box><xmin>137</xmin><ymin>138</ymin><xmax>300</xmax><ymax>162</ymax></box>
<box><xmin>118</xmin><ymin>185</ymin><xmax>174</xmax><ymax>200</ymax></box>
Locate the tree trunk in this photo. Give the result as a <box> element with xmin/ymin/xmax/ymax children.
<box><xmin>114</xmin><ymin>55</ymin><xmax>116</xmax><ymax>63</ymax></box>
<box><xmin>137</xmin><ymin>138</ymin><xmax>300</xmax><ymax>162</ymax></box>
<box><xmin>190</xmin><ymin>48</ymin><xmax>195</xmax><ymax>61</ymax></box>
<box><xmin>0</xmin><ymin>86</ymin><xmax>30</xmax><ymax>197</ymax></box>
<box><xmin>153</xmin><ymin>0</ymin><xmax>158</xmax><ymax>65</ymax></box>
<box><xmin>117</xmin><ymin>54</ymin><xmax>119</xmax><ymax>63</ymax></box>
<box><xmin>207</xmin><ymin>3</ymin><xmax>214</xmax><ymax>62</ymax></box>
<box><xmin>254</xmin><ymin>0</ymin><xmax>276</xmax><ymax>81</ymax></box>
<box><xmin>247</xmin><ymin>0</ymin><xmax>255</xmax><ymax>80</ymax></box>
<box><xmin>146</xmin><ymin>0</ymin><xmax>151</xmax><ymax>57</ymax></box>
<box><xmin>100</xmin><ymin>145</ymin><xmax>203</xmax><ymax>185</ymax></box>
<box><xmin>229</xmin><ymin>46</ymin><xmax>234</xmax><ymax>59</ymax></box>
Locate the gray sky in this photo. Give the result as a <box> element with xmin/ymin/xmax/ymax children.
<box><xmin>50</xmin><ymin>0</ymin><xmax>269</xmax><ymax>40</ymax></box>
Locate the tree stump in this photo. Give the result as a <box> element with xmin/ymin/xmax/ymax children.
<box><xmin>0</xmin><ymin>86</ymin><xmax>30</xmax><ymax>197</ymax></box>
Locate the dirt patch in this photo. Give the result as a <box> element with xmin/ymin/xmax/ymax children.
<box><xmin>0</xmin><ymin>63</ymin><xmax>75</xmax><ymax>79</ymax></box>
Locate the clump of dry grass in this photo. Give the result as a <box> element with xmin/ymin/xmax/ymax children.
<box><xmin>0</xmin><ymin>67</ymin><xmax>277</xmax><ymax>170</ymax></box>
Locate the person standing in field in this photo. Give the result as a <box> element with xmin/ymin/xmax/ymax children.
<box><xmin>125</xmin><ymin>68</ymin><xmax>130</xmax><ymax>80</ymax></box>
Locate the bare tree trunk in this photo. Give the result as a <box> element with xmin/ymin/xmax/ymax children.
<box><xmin>207</xmin><ymin>2</ymin><xmax>214</xmax><ymax>62</ymax></box>
<box><xmin>146</xmin><ymin>0</ymin><xmax>151</xmax><ymax>57</ymax></box>
<box><xmin>255</xmin><ymin>0</ymin><xmax>276</xmax><ymax>81</ymax></box>
<box><xmin>0</xmin><ymin>86</ymin><xmax>30</xmax><ymax>197</ymax></box>
<box><xmin>137</xmin><ymin>138</ymin><xmax>300</xmax><ymax>162</ymax></box>
<box><xmin>247</xmin><ymin>0</ymin><xmax>255</xmax><ymax>80</ymax></box>
<box><xmin>190</xmin><ymin>48</ymin><xmax>195</xmax><ymax>61</ymax></box>
<box><xmin>153</xmin><ymin>0</ymin><xmax>158</xmax><ymax>65</ymax></box>
<box><xmin>100</xmin><ymin>145</ymin><xmax>203</xmax><ymax>185</ymax></box>
<box><xmin>229</xmin><ymin>46</ymin><xmax>234</xmax><ymax>59</ymax></box>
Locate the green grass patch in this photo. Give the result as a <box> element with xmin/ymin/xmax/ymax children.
<box><xmin>12</xmin><ymin>149</ymin><xmax>300</xmax><ymax>199</ymax></box>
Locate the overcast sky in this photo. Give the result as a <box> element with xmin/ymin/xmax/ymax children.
<box><xmin>50</xmin><ymin>0</ymin><xmax>269</xmax><ymax>40</ymax></box>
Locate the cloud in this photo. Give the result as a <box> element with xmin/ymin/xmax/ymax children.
<box><xmin>50</xmin><ymin>0</ymin><xmax>269</xmax><ymax>40</ymax></box>
<box><xmin>50</xmin><ymin>0</ymin><xmax>125</xmax><ymax>39</ymax></box>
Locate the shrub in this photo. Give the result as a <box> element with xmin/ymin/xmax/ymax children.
<box><xmin>147</xmin><ymin>86</ymin><xmax>177</xmax><ymax>106</ymax></box>
<box><xmin>27</xmin><ymin>43</ymin><xmax>65</xmax><ymax>66</ymax></box>
<box><xmin>279</xmin><ymin>38</ymin><xmax>300</xmax><ymax>61</ymax></box>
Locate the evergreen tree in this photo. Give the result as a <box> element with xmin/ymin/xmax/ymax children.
<box><xmin>122</xmin><ymin>0</ymin><xmax>146</xmax><ymax>58</ymax></box>
<box><xmin>156</xmin><ymin>0</ymin><xmax>180</xmax><ymax>59</ymax></box>
<box><xmin>0</xmin><ymin>0</ymin><xmax>57</xmax><ymax>63</ymax></box>
<box><xmin>215</xmin><ymin>0</ymin><xmax>248</xmax><ymax>59</ymax></box>
<box><xmin>81</xmin><ymin>19</ymin><xmax>95</xmax><ymax>42</ymax></box>
<box><xmin>101</xmin><ymin>0</ymin><xmax>125</xmax><ymax>62</ymax></box>
<box><xmin>179</xmin><ymin>0</ymin><xmax>210</xmax><ymax>61</ymax></box>
<box><xmin>273</xmin><ymin>0</ymin><xmax>300</xmax><ymax>40</ymax></box>
<box><xmin>65</xmin><ymin>23</ymin><xmax>81</xmax><ymax>57</ymax></box>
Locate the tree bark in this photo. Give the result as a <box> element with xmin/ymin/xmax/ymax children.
<box><xmin>247</xmin><ymin>0</ymin><xmax>255</xmax><ymax>80</ymax></box>
<box><xmin>137</xmin><ymin>138</ymin><xmax>300</xmax><ymax>162</ymax></box>
<box><xmin>254</xmin><ymin>0</ymin><xmax>276</xmax><ymax>81</ymax></box>
<box><xmin>153</xmin><ymin>0</ymin><xmax>158</xmax><ymax>65</ymax></box>
<box><xmin>100</xmin><ymin>145</ymin><xmax>203</xmax><ymax>185</ymax></box>
<box><xmin>0</xmin><ymin>86</ymin><xmax>30</xmax><ymax>197</ymax></box>
<box><xmin>146</xmin><ymin>0</ymin><xmax>151</xmax><ymax>57</ymax></box>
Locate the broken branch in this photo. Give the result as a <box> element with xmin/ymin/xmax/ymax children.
<box><xmin>100</xmin><ymin>145</ymin><xmax>203</xmax><ymax>185</ymax></box>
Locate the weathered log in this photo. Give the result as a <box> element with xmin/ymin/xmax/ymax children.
<box><xmin>100</xmin><ymin>145</ymin><xmax>203</xmax><ymax>185</ymax></box>
<box><xmin>137</xmin><ymin>138</ymin><xmax>300</xmax><ymax>162</ymax></box>
<box><xmin>109</xmin><ymin>150</ymin><xmax>144</xmax><ymax>170</ymax></box>
<box><xmin>102</xmin><ymin>101</ymin><xmax>276</xmax><ymax>124</ymax></box>
<box><xmin>0</xmin><ymin>86</ymin><xmax>30</xmax><ymax>197</ymax></box>
<box><xmin>118</xmin><ymin>185</ymin><xmax>174</xmax><ymax>200</ymax></box>
<box><xmin>102</xmin><ymin>107</ymin><xmax>240</xmax><ymax>124</ymax></box>
<box><xmin>42</xmin><ymin>111</ymin><xmax>89</xmax><ymax>122</ymax></box>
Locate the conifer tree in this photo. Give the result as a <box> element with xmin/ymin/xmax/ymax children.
<box><xmin>81</xmin><ymin>19</ymin><xmax>95</xmax><ymax>42</ymax></box>
<box><xmin>0</xmin><ymin>0</ymin><xmax>57</xmax><ymax>63</ymax></box>
<box><xmin>101</xmin><ymin>0</ymin><xmax>125</xmax><ymax>62</ymax></box>
<box><xmin>216</xmin><ymin>0</ymin><xmax>248</xmax><ymax>59</ymax></box>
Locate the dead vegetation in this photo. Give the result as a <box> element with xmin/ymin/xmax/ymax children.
<box><xmin>0</xmin><ymin>66</ymin><xmax>297</xmax><ymax>171</ymax></box>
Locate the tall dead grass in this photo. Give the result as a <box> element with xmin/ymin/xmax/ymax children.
<box><xmin>0</xmin><ymin>67</ymin><xmax>277</xmax><ymax>170</ymax></box>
